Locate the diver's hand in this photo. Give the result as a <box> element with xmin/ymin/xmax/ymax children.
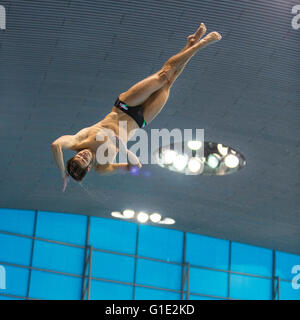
<box><xmin>128</xmin><ymin>161</ymin><xmax>142</xmax><ymax>171</ymax></box>
<box><xmin>127</xmin><ymin>150</ymin><xmax>142</xmax><ymax>168</ymax></box>
<box><xmin>62</xmin><ymin>173</ymin><xmax>69</xmax><ymax>192</ymax></box>
<box><xmin>135</xmin><ymin>161</ymin><xmax>142</xmax><ymax>169</ymax></box>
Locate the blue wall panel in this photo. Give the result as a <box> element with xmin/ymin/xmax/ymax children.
<box><xmin>0</xmin><ymin>208</ymin><xmax>35</xmax><ymax>236</ymax></box>
<box><xmin>189</xmin><ymin>295</ymin><xmax>225</xmax><ymax>300</ymax></box>
<box><xmin>138</xmin><ymin>225</ymin><xmax>183</xmax><ymax>263</ymax></box>
<box><xmin>279</xmin><ymin>280</ymin><xmax>300</xmax><ymax>300</ymax></box>
<box><xmin>276</xmin><ymin>251</ymin><xmax>300</xmax><ymax>280</ymax></box>
<box><xmin>230</xmin><ymin>274</ymin><xmax>272</xmax><ymax>300</ymax></box>
<box><xmin>0</xmin><ymin>265</ymin><xmax>29</xmax><ymax>297</ymax></box>
<box><xmin>90</xmin><ymin>280</ymin><xmax>133</xmax><ymax>300</ymax></box>
<box><xmin>32</xmin><ymin>241</ymin><xmax>85</xmax><ymax>275</ymax></box>
<box><xmin>189</xmin><ymin>267</ymin><xmax>228</xmax><ymax>298</ymax></box>
<box><xmin>0</xmin><ymin>295</ymin><xmax>22</xmax><ymax>300</ymax></box>
<box><xmin>1</xmin><ymin>208</ymin><xmax>300</xmax><ymax>300</ymax></box>
<box><xmin>136</xmin><ymin>259</ymin><xmax>182</xmax><ymax>291</ymax></box>
<box><xmin>231</xmin><ymin>242</ymin><xmax>273</xmax><ymax>277</ymax></box>
<box><xmin>89</xmin><ymin>217</ymin><xmax>137</xmax><ymax>254</ymax></box>
<box><xmin>36</xmin><ymin>211</ymin><xmax>87</xmax><ymax>245</ymax></box>
<box><xmin>0</xmin><ymin>233</ymin><xmax>32</xmax><ymax>266</ymax></box>
<box><xmin>135</xmin><ymin>287</ymin><xmax>181</xmax><ymax>300</ymax></box>
<box><xmin>29</xmin><ymin>270</ymin><xmax>81</xmax><ymax>300</ymax></box>
<box><xmin>91</xmin><ymin>251</ymin><xmax>135</xmax><ymax>283</ymax></box>
<box><xmin>186</xmin><ymin>233</ymin><xmax>229</xmax><ymax>270</ymax></box>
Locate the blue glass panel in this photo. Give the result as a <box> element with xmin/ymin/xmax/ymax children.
<box><xmin>189</xmin><ymin>294</ymin><xmax>224</xmax><ymax>300</ymax></box>
<box><xmin>136</xmin><ymin>259</ymin><xmax>182</xmax><ymax>291</ymax></box>
<box><xmin>36</xmin><ymin>211</ymin><xmax>87</xmax><ymax>245</ymax></box>
<box><xmin>91</xmin><ymin>251</ymin><xmax>135</xmax><ymax>283</ymax></box>
<box><xmin>135</xmin><ymin>287</ymin><xmax>180</xmax><ymax>300</ymax></box>
<box><xmin>231</xmin><ymin>242</ymin><xmax>273</xmax><ymax>277</ymax></box>
<box><xmin>230</xmin><ymin>274</ymin><xmax>272</xmax><ymax>300</ymax></box>
<box><xmin>32</xmin><ymin>241</ymin><xmax>85</xmax><ymax>275</ymax></box>
<box><xmin>186</xmin><ymin>233</ymin><xmax>229</xmax><ymax>269</ymax></box>
<box><xmin>0</xmin><ymin>265</ymin><xmax>29</xmax><ymax>297</ymax></box>
<box><xmin>0</xmin><ymin>234</ymin><xmax>32</xmax><ymax>265</ymax></box>
<box><xmin>189</xmin><ymin>267</ymin><xmax>228</xmax><ymax>298</ymax></box>
<box><xmin>89</xmin><ymin>217</ymin><xmax>137</xmax><ymax>254</ymax></box>
<box><xmin>0</xmin><ymin>208</ymin><xmax>35</xmax><ymax>236</ymax></box>
<box><xmin>279</xmin><ymin>279</ymin><xmax>300</xmax><ymax>300</ymax></box>
<box><xmin>29</xmin><ymin>270</ymin><xmax>81</xmax><ymax>300</ymax></box>
<box><xmin>90</xmin><ymin>280</ymin><xmax>133</xmax><ymax>300</ymax></box>
<box><xmin>0</xmin><ymin>295</ymin><xmax>22</xmax><ymax>300</ymax></box>
<box><xmin>138</xmin><ymin>225</ymin><xmax>183</xmax><ymax>263</ymax></box>
<box><xmin>276</xmin><ymin>251</ymin><xmax>300</xmax><ymax>280</ymax></box>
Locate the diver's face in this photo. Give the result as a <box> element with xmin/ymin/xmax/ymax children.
<box><xmin>74</xmin><ymin>149</ymin><xmax>93</xmax><ymax>168</ymax></box>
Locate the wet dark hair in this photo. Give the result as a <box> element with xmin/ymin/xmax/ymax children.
<box><xmin>66</xmin><ymin>157</ymin><xmax>88</xmax><ymax>182</ymax></box>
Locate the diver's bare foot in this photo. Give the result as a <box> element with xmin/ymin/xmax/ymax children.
<box><xmin>188</xmin><ymin>31</ymin><xmax>221</xmax><ymax>52</ymax></box>
<box><xmin>203</xmin><ymin>31</ymin><xmax>222</xmax><ymax>43</ymax></box>
<box><xmin>185</xmin><ymin>23</ymin><xmax>207</xmax><ymax>49</ymax></box>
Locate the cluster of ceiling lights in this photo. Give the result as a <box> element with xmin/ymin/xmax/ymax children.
<box><xmin>154</xmin><ymin>141</ymin><xmax>246</xmax><ymax>176</ymax></box>
<box><xmin>111</xmin><ymin>210</ymin><xmax>175</xmax><ymax>225</ymax></box>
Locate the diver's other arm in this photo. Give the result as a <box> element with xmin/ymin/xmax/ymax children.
<box><xmin>95</xmin><ymin>162</ymin><xmax>142</xmax><ymax>175</ymax></box>
<box><xmin>51</xmin><ymin>135</ymin><xmax>77</xmax><ymax>191</ymax></box>
<box><xmin>51</xmin><ymin>135</ymin><xmax>76</xmax><ymax>176</ymax></box>
<box><xmin>115</xmin><ymin>135</ymin><xmax>142</xmax><ymax>169</ymax></box>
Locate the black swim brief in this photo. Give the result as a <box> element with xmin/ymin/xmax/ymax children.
<box><xmin>114</xmin><ymin>97</ymin><xmax>147</xmax><ymax>128</ymax></box>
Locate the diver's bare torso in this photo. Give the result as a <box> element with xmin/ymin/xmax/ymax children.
<box><xmin>71</xmin><ymin>107</ymin><xmax>139</xmax><ymax>171</ymax></box>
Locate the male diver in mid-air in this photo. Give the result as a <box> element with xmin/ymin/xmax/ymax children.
<box><xmin>51</xmin><ymin>23</ymin><xmax>222</xmax><ymax>191</ymax></box>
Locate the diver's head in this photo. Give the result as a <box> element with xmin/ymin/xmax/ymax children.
<box><xmin>66</xmin><ymin>149</ymin><xmax>93</xmax><ymax>182</ymax></box>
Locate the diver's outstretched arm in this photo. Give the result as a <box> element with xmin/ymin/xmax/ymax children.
<box><xmin>95</xmin><ymin>163</ymin><xmax>141</xmax><ymax>175</ymax></box>
<box><xmin>51</xmin><ymin>135</ymin><xmax>77</xmax><ymax>191</ymax></box>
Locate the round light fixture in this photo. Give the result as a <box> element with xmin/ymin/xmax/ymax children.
<box><xmin>224</xmin><ymin>154</ymin><xmax>239</xmax><ymax>168</ymax></box>
<box><xmin>123</xmin><ymin>209</ymin><xmax>135</xmax><ymax>219</ymax></box>
<box><xmin>217</xmin><ymin>144</ymin><xmax>228</xmax><ymax>156</ymax></box>
<box><xmin>188</xmin><ymin>157</ymin><xmax>202</xmax><ymax>173</ymax></box>
<box><xmin>207</xmin><ymin>153</ymin><xmax>220</xmax><ymax>169</ymax></box>
<box><xmin>111</xmin><ymin>211</ymin><xmax>123</xmax><ymax>218</ymax></box>
<box><xmin>173</xmin><ymin>154</ymin><xmax>188</xmax><ymax>171</ymax></box>
<box><xmin>150</xmin><ymin>213</ymin><xmax>162</xmax><ymax>223</ymax></box>
<box><xmin>137</xmin><ymin>212</ymin><xmax>149</xmax><ymax>223</ymax></box>
<box><xmin>162</xmin><ymin>150</ymin><xmax>177</xmax><ymax>164</ymax></box>
<box><xmin>153</xmin><ymin>141</ymin><xmax>246</xmax><ymax>176</ymax></box>
<box><xmin>159</xmin><ymin>218</ymin><xmax>176</xmax><ymax>225</ymax></box>
<box><xmin>187</xmin><ymin>140</ymin><xmax>202</xmax><ymax>150</ymax></box>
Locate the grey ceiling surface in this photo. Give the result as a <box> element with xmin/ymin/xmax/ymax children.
<box><xmin>0</xmin><ymin>0</ymin><xmax>300</xmax><ymax>254</ymax></box>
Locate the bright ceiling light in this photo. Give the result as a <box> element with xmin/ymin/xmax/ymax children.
<box><xmin>224</xmin><ymin>154</ymin><xmax>239</xmax><ymax>168</ymax></box>
<box><xmin>187</xmin><ymin>140</ymin><xmax>202</xmax><ymax>150</ymax></box>
<box><xmin>150</xmin><ymin>213</ymin><xmax>162</xmax><ymax>223</ymax></box>
<box><xmin>173</xmin><ymin>154</ymin><xmax>188</xmax><ymax>171</ymax></box>
<box><xmin>137</xmin><ymin>212</ymin><xmax>149</xmax><ymax>223</ymax></box>
<box><xmin>188</xmin><ymin>157</ymin><xmax>202</xmax><ymax>173</ymax></box>
<box><xmin>217</xmin><ymin>144</ymin><xmax>228</xmax><ymax>156</ymax></box>
<box><xmin>162</xmin><ymin>150</ymin><xmax>177</xmax><ymax>164</ymax></box>
<box><xmin>207</xmin><ymin>153</ymin><xmax>220</xmax><ymax>169</ymax></box>
<box><xmin>123</xmin><ymin>209</ymin><xmax>135</xmax><ymax>219</ymax></box>
<box><xmin>111</xmin><ymin>211</ymin><xmax>124</xmax><ymax>218</ymax></box>
<box><xmin>159</xmin><ymin>218</ymin><xmax>176</xmax><ymax>225</ymax></box>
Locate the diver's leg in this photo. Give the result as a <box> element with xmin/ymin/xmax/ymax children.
<box><xmin>167</xmin><ymin>23</ymin><xmax>207</xmax><ymax>84</ymax></box>
<box><xmin>142</xmin><ymin>84</ymin><xmax>170</xmax><ymax>123</ymax></box>
<box><xmin>119</xmin><ymin>26</ymin><xmax>221</xmax><ymax>107</ymax></box>
<box><xmin>143</xmin><ymin>25</ymin><xmax>221</xmax><ymax>123</ymax></box>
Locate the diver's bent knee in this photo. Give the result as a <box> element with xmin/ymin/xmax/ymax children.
<box><xmin>158</xmin><ymin>67</ymin><xmax>173</xmax><ymax>84</ymax></box>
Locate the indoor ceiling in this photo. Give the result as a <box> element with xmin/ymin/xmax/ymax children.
<box><xmin>0</xmin><ymin>0</ymin><xmax>299</xmax><ymax>254</ymax></box>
